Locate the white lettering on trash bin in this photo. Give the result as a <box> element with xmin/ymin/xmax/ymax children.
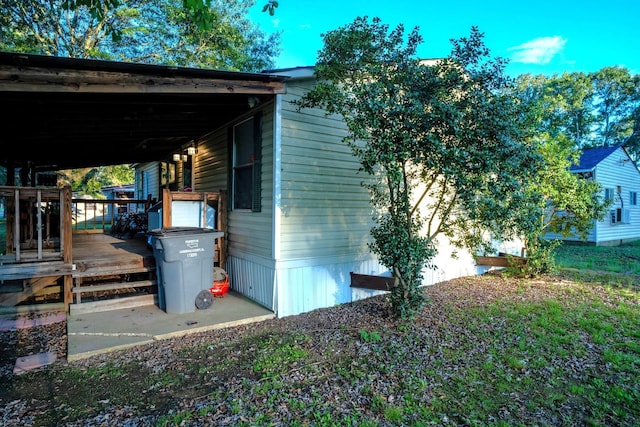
<box><xmin>179</xmin><ymin>239</ymin><xmax>204</xmax><ymax>257</ymax></box>
<box><xmin>185</xmin><ymin>239</ymin><xmax>200</xmax><ymax>249</ymax></box>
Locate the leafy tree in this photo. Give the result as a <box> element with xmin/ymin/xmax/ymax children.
<box><xmin>515</xmin><ymin>135</ymin><xmax>609</xmax><ymax>276</ymax></box>
<box><xmin>0</xmin><ymin>0</ymin><xmax>146</xmax><ymax>58</ymax></box>
<box><xmin>590</xmin><ymin>66</ymin><xmax>639</xmax><ymax>147</ymax></box>
<box><xmin>628</xmin><ymin>106</ymin><xmax>640</xmax><ymax>159</ymax></box>
<box><xmin>296</xmin><ymin>17</ymin><xmax>542</xmax><ymax>318</ymax></box>
<box><xmin>58</xmin><ymin>0</ymin><xmax>280</xmax><ymax>36</ymax></box>
<box><xmin>63</xmin><ymin>0</ymin><xmax>279</xmax><ymax>28</ymax></box>
<box><xmin>59</xmin><ymin>165</ymin><xmax>134</xmax><ymax>197</ymax></box>
<box><xmin>509</xmin><ymin>76</ymin><xmax>613</xmax><ymax>276</ymax></box>
<box><xmin>0</xmin><ymin>0</ymin><xmax>280</xmax><ymax>71</ymax></box>
<box><xmin>515</xmin><ymin>69</ymin><xmax>640</xmax><ymax>160</ymax></box>
<box><xmin>547</xmin><ymin>73</ymin><xmax>596</xmax><ymax>147</ymax></box>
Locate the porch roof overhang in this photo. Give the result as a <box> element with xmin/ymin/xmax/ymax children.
<box><xmin>0</xmin><ymin>51</ymin><xmax>288</xmax><ymax>172</ymax></box>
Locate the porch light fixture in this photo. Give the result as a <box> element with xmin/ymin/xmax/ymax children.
<box><xmin>182</xmin><ymin>154</ymin><xmax>188</xmax><ymax>162</ymax></box>
<box><xmin>248</xmin><ymin>96</ymin><xmax>260</xmax><ymax>108</ymax></box>
<box><xmin>172</xmin><ymin>153</ymin><xmax>181</xmax><ymax>162</ymax></box>
<box><xmin>187</xmin><ymin>146</ymin><xmax>196</xmax><ymax>156</ymax></box>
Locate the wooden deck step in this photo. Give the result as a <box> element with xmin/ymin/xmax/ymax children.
<box><xmin>72</xmin><ymin>278</ymin><xmax>157</xmax><ymax>305</ymax></box>
<box><xmin>72</xmin><ymin>279</ymin><xmax>156</xmax><ymax>294</ymax></box>
<box><xmin>72</xmin><ymin>265</ymin><xmax>155</xmax><ymax>279</ymax></box>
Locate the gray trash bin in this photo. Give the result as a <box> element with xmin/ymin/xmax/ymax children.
<box><xmin>149</xmin><ymin>227</ymin><xmax>223</xmax><ymax>314</ymax></box>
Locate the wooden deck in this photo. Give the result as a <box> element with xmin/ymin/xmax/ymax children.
<box><xmin>0</xmin><ymin>186</ymin><xmax>227</xmax><ymax>314</ymax></box>
<box><xmin>72</xmin><ymin>233</ymin><xmax>155</xmax><ymax>276</ymax></box>
<box><xmin>0</xmin><ymin>232</ymin><xmax>157</xmax><ymax>311</ymax></box>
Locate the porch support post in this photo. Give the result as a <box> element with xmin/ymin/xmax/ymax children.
<box><xmin>62</xmin><ymin>186</ymin><xmax>73</xmax><ymax>310</ymax></box>
<box><xmin>162</xmin><ymin>188</ymin><xmax>172</xmax><ymax>227</ymax></box>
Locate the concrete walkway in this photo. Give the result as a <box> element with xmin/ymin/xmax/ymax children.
<box><xmin>67</xmin><ymin>291</ymin><xmax>275</xmax><ymax>361</ymax></box>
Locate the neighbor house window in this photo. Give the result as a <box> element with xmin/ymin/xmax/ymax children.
<box><xmin>631</xmin><ymin>191</ymin><xmax>638</xmax><ymax>206</ymax></box>
<box><xmin>136</xmin><ymin>171</ymin><xmax>145</xmax><ymax>199</ymax></box>
<box><xmin>605</xmin><ymin>188</ymin><xmax>616</xmax><ymax>201</ymax></box>
<box><xmin>232</xmin><ymin>114</ymin><xmax>262</xmax><ymax>211</ymax></box>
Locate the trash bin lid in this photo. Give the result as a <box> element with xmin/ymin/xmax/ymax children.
<box><xmin>148</xmin><ymin>226</ymin><xmax>223</xmax><ymax>237</ymax></box>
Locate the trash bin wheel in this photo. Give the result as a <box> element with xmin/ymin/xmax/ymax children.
<box><xmin>195</xmin><ymin>289</ymin><xmax>213</xmax><ymax>310</ymax></box>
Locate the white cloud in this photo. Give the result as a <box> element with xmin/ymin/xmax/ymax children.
<box><xmin>508</xmin><ymin>36</ymin><xmax>567</xmax><ymax>64</ymax></box>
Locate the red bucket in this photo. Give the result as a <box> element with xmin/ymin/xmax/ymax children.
<box><xmin>210</xmin><ymin>267</ymin><xmax>230</xmax><ymax>297</ymax></box>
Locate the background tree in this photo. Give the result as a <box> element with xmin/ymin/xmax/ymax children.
<box><xmin>515</xmin><ymin>69</ymin><xmax>640</xmax><ymax>160</ymax></box>
<box><xmin>297</xmin><ymin>17</ymin><xmax>542</xmax><ymax>318</ymax></box>
<box><xmin>58</xmin><ymin>165</ymin><xmax>134</xmax><ymax>197</ymax></box>
<box><xmin>511</xmin><ymin>134</ymin><xmax>609</xmax><ymax>276</ymax></box>
<box><xmin>60</xmin><ymin>0</ymin><xmax>280</xmax><ymax>31</ymax></box>
<box><xmin>508</xmin><ymin>73</ymin><xmax>615</xmax><ymax>275</ymax></box>
<box><xmin>591</xmin><ymin>66</ymin><xmax>639</xmax><ymax>147</ymax></box>
<box><xmin>0</xmin><ymin>0</ymin><xmax>280</xmax><ymax>71</ymax></box>
<box><xmin>628</xmin><ymin>106</ymin><xmax>640</xmax><ymax>159</ymax></box>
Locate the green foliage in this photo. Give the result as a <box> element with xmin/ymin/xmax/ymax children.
<box><xmin>532</xmin><ymin>136</ymin><xmax>609</xmax><ymax>239</ymax></box>
<box><xmin>261</xmin><ymin>0</ymin><xmax>279</xmax><ymax>16</ymax></box>
<box><xmin>591</xmin><ymin>66</ymin><xmax>639</xmax><ymax>147</ymax></box>
<box><xmin>296</xmin><ymin>17</ymin><xmax>541</xmax><ymax>318</ymax></box>
<box><xmin>504</xmin><ymin>237</ymin><xmax>559</xmax><ymax>278</ymax></box>
<box><xmin>358</xmin><ymin>329</ymin><xmax>382</xmax><ymax>344</ymax></box>
<box><xmin>61</xmin><ymin>165</ymin><xmax>134</xmax><ymax>197</ymax></box>
<box><xmin>515</xmin><ymin>69</ymin><xmax>640</xmax><ymax>160</ymax></box>
<box><xmin>513</xmin><ymin>134</ymin><xmax>608</xmax><ymax>278</ymax></box>
<box><xmin>0</xmin><ymin>0</ymin><xmax>280</xmax><ymax>72</ymax></box>
<box><xmin>107</xmin><ymin>164</ymin><xmax>136</xmax><ymax>184</ymax></box>
<box><xmin>508</xmin><ymin>74</ymin><xmax>615</xmax><ymax>276</ymax></box>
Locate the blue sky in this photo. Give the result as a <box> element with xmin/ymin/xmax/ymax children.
<box><xmin>249</xmin><ymin>0</ymin><xmax>639</xmax><ymax>77</ymax></box>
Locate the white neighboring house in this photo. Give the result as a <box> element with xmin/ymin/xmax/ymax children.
<box><xmin>135</xmin><ymin>66</ymin><xmax>520</xmax><ymax>317</ymax></box>
<box><xmin>553</xmin><ymin>144</ymin><xmax>640</xmax><ymax>246</ymax></box>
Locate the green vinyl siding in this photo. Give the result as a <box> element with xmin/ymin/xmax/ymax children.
<box><xmin>193</xmin><ymin>127</ymin><xmax>228</xmax><ymax>192</ymax></box>
<box><xmin>195</xmin><ymin>106</ymin><xmax>275</xmax><ymax>259</ymax></box>
<box><xmin>278</xmin><ymin>79</ymin><xmax>375</xmax><ymax>261</ymax></box>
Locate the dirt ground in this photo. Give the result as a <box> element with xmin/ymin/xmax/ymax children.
<box><xmin>1</xmin><ymin>271</ymin><xmax>638</xmax><ymax>426</ymax></box>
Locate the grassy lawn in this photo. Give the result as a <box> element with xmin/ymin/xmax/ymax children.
<box><xmin>553</xmin><ymin>240</ymin><xmax>640</xmax><ymax>286</ymax></box>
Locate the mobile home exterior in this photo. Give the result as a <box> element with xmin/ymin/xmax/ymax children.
<box><xmin>137</xmin><ymin>67</ymin><xmax>507</xmax><ymax>317</ymax></box>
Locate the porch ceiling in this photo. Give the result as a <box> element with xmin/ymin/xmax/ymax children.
<box><xmin>0</xmin><ymin>51</ymin><xmax>287</xmax><ymax>172</ymax></box>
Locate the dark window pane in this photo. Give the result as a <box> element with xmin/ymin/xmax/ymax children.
<box><xmin>235</xmin><ymin>119</ymin><xmax>254</xmax><ymax>165</ymax></box>
<box><xmin>234</xmin><ymin>166</ymin><xmax>253</xmax><ymax>209</ymax></box>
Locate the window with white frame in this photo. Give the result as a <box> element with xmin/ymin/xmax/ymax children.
<box><xmin>232</xmin><ymin>115</ymin><xmax>261</xmax><ymax>211</ymax></box>
<box><xmin>610</xmin><ymin>207</ymin><xmax>631</xmax><ymax>224</ymax></box>
<box><xmin>605</xmin><ymin>187</ymin><xmax>615</xmax><ymax>201</ymax></box>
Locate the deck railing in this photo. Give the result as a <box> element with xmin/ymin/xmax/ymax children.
<box><xmin>0</xmin><ymin>185</ymin><xmax>70</xmax><ymax>262</ymax></box>
<box><xmin>72</xmin><ymin>198</ymin><xmax>151</xmax><ymax>233</ymax></box>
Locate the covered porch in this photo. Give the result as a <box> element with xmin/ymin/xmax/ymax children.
<box><xmin>0</xmin><ymin>186</ymin><xmax>229</xmax><ymax>313</ymax></box>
